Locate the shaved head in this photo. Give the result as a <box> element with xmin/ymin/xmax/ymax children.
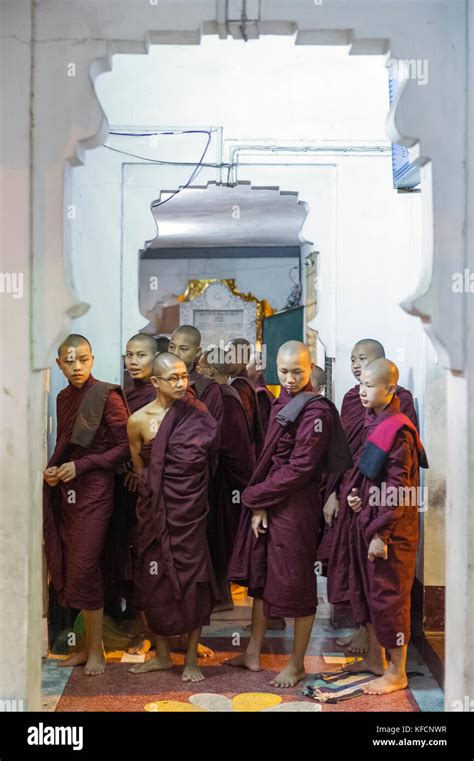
<box><xmin>277</xmin><ymin>340</ymin><xmax>313</xmax><ymax>395</ymax></box>
<box><xmin>156</xmin><ymin>335</ymin><xmax>170</xmax><ymax>353</ymax></box>
<box><xmin>56</xmin><ymin>334</ymin><xmax>94</xmax><ymax>388</ymax></box>
<box><xmin>125</xmin><ymin>333</ymin><xmax>157</xmax><ymax>380</ymax></box>
<box><xmin>226</xmin><ymin>337</ymin><xmax>251</xmax><ymax>350</ymax></box>
<box><xmin>152</xmin><ymin>351</ymin><xmax>187</xmax><ymax>377</ymax></box>
<box><xmin>359</xmin><ymin>358</ymin><xmax>399</xmax><ymax>412</ymax></box>
<box><xmin>169</xmin><ymin>325</ymin><xmax>202</xmax><ymax>371</ymax></box>
<box><xmin>311</xmin><ymin>365</ymin><xmax>327</xmax><ymax>390</ymax></box>
<box><xmin>203</xmin><ymin>346</ymin><xmax>231</xmax><ymax>376</ymax></box>
<box><xmin>351</xmin><ymin>338</ymin><xmax>386</xmax><ymax>381</ymax></box>
<box><xmin>277</xmin><ymin>340</ymin><xmax>312</xmax><ymax>363</ymax></box>
<box><xmin>127</xmin><ymin>333</ymin><xmax>158</xmax><ymax>354</ymax></box>
<box><xmin>150</xmin><ymin>352</ymin><xmax>188</xmax><ymax>402</ymax></box>
<box><xmin>224</xmin><ymin>337</ymin><xmax>252</xmax><ymax>374</ymax></box>
<box><xmin>353</xmin><ymin>339</ymin><xmax>385</xmax><ymax>358</ymax></box>
<box><xmin>246</xmin><ymin>348</ymin><xmax>267</xmax><ymax>381</ymax></box>
<box><xmin>58</xmin><ymin>333</ymin><xmax>92</xmax><ymax>357</ymax></box>
<box><xmin>363</xmin><ymin>358</ymin><xmax>399</xmax><ymax>386</ymax></box>
<box><xmin>170</xmin><ymin>325</ymin><xmax>201</xmax><ymax>347</ymax></box>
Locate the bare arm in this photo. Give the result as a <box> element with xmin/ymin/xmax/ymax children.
<box><xmin>127</xmin><ymin>414</ymin><xmax>145</xmax><ymax>477</ymax></box>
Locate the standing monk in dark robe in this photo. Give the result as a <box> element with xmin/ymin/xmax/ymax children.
<box><xmin>345</xmin><ymin>359</ymin><xmax>427</xmax><ymax>694</ymax></box>
<box><xmin>127</xmin><ymin>353</ymin><xmax>219</xmax><ymax>683</ymax></box>
<box><xmin>124</xmin><ymin>334</ymin><xmax>158</xmax><ymax>414</ymax></box>
<box><xmin>318</xmin><ymin>339</ymin><xmax>418</xmax><ymax>655</ymax></box>
<box><xmin>228</xmin><ymin>341</ymin><xmax>351</xmax><ymax>688</ymax></box>
<box><xmin>225</xmin><ymin>337</ymin><xmax>265</xmax><ymax>456</ymax></box>
<box><xmin>197</xmin><ymin>349</ymin><xmax>255</xmax><ymax>608</ymax></box>
<box><xmin>169</xmin><ymin>325</ymin><xmax>223</xmax><ymax>428</ymax></box>
<box><xmin>43</xmin><ymin>334</ymin><xmax>130</xmax><ymax>675</ymax></box>
<box><xmin>103</xmin><ymin>334</ymin><xmax>158</xmax><ymax>626</ymax></box>
<box><xmin>246</xmin><ymin>350</ymin><xmax>275</xmax><ymax>434</ymax></box>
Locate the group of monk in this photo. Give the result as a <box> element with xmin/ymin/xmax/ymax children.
<box><xmin>43</xmin><ymin>327</ymin><xmax>427</xmax><ymax>696</ymax></box>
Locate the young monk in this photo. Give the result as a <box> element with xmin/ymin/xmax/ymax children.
<box><xmin>121</xmin><ymin>335</ymin><xmax>214</xmax><ymax>657</ymax></box>
<box><xmin>43</xmin><ymin>334</ymin><xmax>130</xmax><ymax>675</ymax></box>
<box><xmin>225</xmin><ymin>337</ymin><xmax>265</xmax><ymax>455</ymax></box>
<box><xmin>169</xmin><ymin>325</ymin><xmax>223</xmax><ymax>427</ymax></box>
<box><xmin>198</xmin><ymin>349</ymin><xmax>255</xmax><ymax>608</ymax></box>
<box><xmin>246</xmin><ymin>350</ymin><xmax>275</xmax><ymax>433</ymax></box>
<box><xmin>102</xmin><ymin>334</ymin><xmax>159</xmax><ymax>619</ymax></box>
<box><xmin>319</xmin><ymin>338</ymin><xmax>418</xmax><ymax>654</ymax></box>
<box><xmin>345</xmin><ymin>358</ymin><xmax>426</xmax><ymax>694</ymax></box>
<box><xmin>124</xmin><ymin>334</ymin><xmax>159</xmax><ymax>412</ymax></box>
<box><xmin>228</xmin><ymin>340</ymin><xmax>351</xmax><ymax>687</ymax></box>
<box><xmin>127</xmin><ymin>353</ymin><xmax>220</xmax><ymax>682</ymax></box>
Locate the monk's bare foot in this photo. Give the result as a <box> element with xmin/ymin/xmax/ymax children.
<box><xmin>176</xmin><ymin>635</ymin><xmax>214</xmax><ymax>658</ymax></box>
<box><xmin>127</xmin><ymin>638</ymin><xmax>152</xmax><ymax>655</ymax></box>
<box><xmin>128</xmin><ymin>654</ymin><xmax>173</xmax><ymax>674</ymax></box>
<box><xmin>245</xmin><ymin>617</ymin><xmax>286</xmax><ymax>631</ymax></box>
<box><xmin>60</xmin><ymin>651</ymin><xmax>88</xmax><ymax>667</ymax></box>
<box><xmin>347</xmin><ymin>627</ymin><xmax>369</xmax><ymax>653</ymax></box>
<box><xmin>362</xmin><ymin>672</ymin><xmax>408</xmax><ymax>695</ymax></box>
<box><xmin>212</xmin><ymin>600</ymin><xmax>234</xmax><ymax>612</ymax></box>
<box><xmin>270</xmin><ymin>663</ymin><xmax>306</xmax><ymax>688</ymax></box>
<box><xmin>84</xmin><ymin>651</ymin><xmax>106</xmax><ymax>676</ymax></box>
<box><xmin>345</xmin><ymin>657</ymin><xmax>387</xmax><ymax>676</ymax></box>
<box><xmin>182</xmin><ymin>664</ymin><xmax>204</xmax><ymax>683</ymax></box>
<box><xmin>336</xmin><ymin>626</ymin><xmax>368</xmax><ymax>653</ymax></box>
<box><xmin>336</xmin><ymin>633</ymin><xmax>355</xmax><ymax>647</ymax></box>
<box><xmin>226</xmin><ymin>652</ymin><xmax>261</xmax><ymax>672</ymax></box>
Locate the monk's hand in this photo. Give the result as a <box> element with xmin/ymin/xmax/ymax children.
<box><xmin>323</xmin><ymin>492</ymin><xmax>339</xmax><ymax>526</ymax></box>
<box><xmin>124</xmin><ymin>471</ymin><xmax>139</xmax><ymax>493</ymax></box>
<box><xmin>43</xmin><ymin>466</ymin><xmax>59</xmax><ymax>487</ymax></box>
<box><xmin>347</xmin><ymin>488</ymin><xmax>362</xmax><ymax>513</ymax></box>
<box><xmin>251</xmin><ymin>509</ymin><xmax>268</xmax><ymax>538</ymax></box>
<box><xmin>368</xmin><ymin>534</ymin><xmax>388</xmax><ymax>562</ymax></box>
<box><xmin>56</xmin><ymin>461</ymin><xmax>76</xmax><ymax>483</ymax></box>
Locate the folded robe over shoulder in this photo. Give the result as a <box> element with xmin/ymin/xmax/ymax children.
<box><xmin>318</xmin><ymin>383</ymin><xmax>418</xmax><ymax>606</ymax></box>
<box><xmin>349</xmin><ymin>395</ymin><xmax>426</xmax><ymax>648</ymax></box>
<box><xmin>43</xmin><ymin>376</ymin><xmax>130</xmax><ymax>610</ymax></box>
<box><xmin>136</xmin><ymin>395</ymin><xmax>220</xmax><ymax>636</ymax></box>
<box><xmin>189</xmin><ymin>368</ymin><xmax>224</xmax><ymax>429</ymax></box>
<box><xmin>228</xmin><ymin>385</ymin><xmax>351</xmax><ymax>619</ymax></box>
<box><xmin>229</xmin><ymin>369</ymin><xmax>265</xmax><ymax>457</ymax></box>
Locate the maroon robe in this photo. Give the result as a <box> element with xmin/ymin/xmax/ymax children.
<box><xmin>125</xmin><ymin>376</ymin><xmax>156</xmax><ymax>413</ymax></box>
<box><xmin>189</xmin><ymin>368</ymin><xmax>224</xmax><ymax>428</ymax></box>
<box><xmin>208</xmin><ymin>385</ymin><xmax>255</xmax><ymax>600</ymax></box>
<box><xmin>43</xmin><ymin>376</ymin><xmax>130</xmax><ymax>610</ymax></box>
<box><xmin>136</xmin><ymin>395</ymin><xmax>220</xmax><ymax>636</ymax></box>
<box><xmin>254</xmin><ymin>374</ymin><xmax>275</xmax><ymax>433</ymax></box>
<box><xmin>228</xmin><ymin>384</ymin><xmax>336</xmax><ymax>619</ymax></box>
<box><xmin>349</xmin><ymin>396</ymin><xmax>423</xmax><ymax>648</ymax></box>
<box><xmin>319</xmin><ymin>384</ymin><xmax>418</xmax><ymax>606</ymax></box>
<box><xmin>103</xmin><ymin>377</ymin><xmax>157</xmax><ymax>615</ymax></box>
<box><xmin>229</xmin><ymin>368</ymin><xmax>265</xmax><ymax>456</ymax></box>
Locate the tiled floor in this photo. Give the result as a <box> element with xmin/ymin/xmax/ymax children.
<box><xmin>42</xmin><ymin>587</ymin><xmax>444</xmax><ymax>713</ymax></box>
